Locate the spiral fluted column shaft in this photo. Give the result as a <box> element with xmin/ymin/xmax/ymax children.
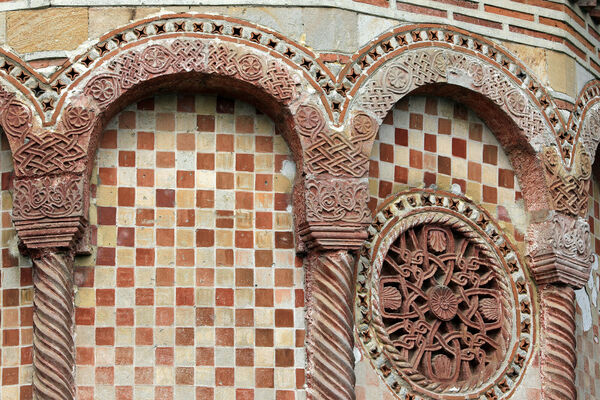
<box><xmin>305</xmin><ymin>250</ymin><xmax>356</xmax><ymax>400</ymax></box>
<box><xmin>540</xmin><ymin>285</ymin><xmax>576</xmax><ymax>400</ymax></box>
<box><xmin>32</xmin><ymin>250</ymin><xmax>75</xmax><ymax>400</ymax></box>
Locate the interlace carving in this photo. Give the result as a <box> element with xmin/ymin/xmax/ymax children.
<box><xmin>354</xmin><ymin>49</ymin><xmax>551</xmax><ymax>151</ymax></box>
<box><xmin>304</xmin><ymin>113</ymin><xmax>376</xmax><ymax>177</ymax></box>
<box><xmin>379</xmin><ymin>225</ymin><xmax>508</xmax><ymax>388</ymax></box>
<box><xmin>356</xmin><ymin>190</ymin><xmax>534</xmax><ymax>399</ymax></box>
<box><xmin>83</xmin><ymin>39</ymin><xmax>297</xmax><ymax>111</ymax></box>
<box><xmin>542</xmin><ymin>146</ymin><xmax>591</xmax><ymax>218</ymax></box>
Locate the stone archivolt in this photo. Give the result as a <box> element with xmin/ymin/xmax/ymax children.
<box><xmin>356</xmin><ymin>190</ymin><xmax>534</xmax><ymax>399</ymax></box>
<box><xmin>0</xmin><ymin>12</ymin><xmax>595</xmax><ymax>400</ymax></box>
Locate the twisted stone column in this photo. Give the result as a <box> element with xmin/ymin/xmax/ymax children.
<box><xmin>31</xmin><ymin>250</ymin><xmax>76</xmax><ymax>400</ymax></box>
<box><xmin>540</xmin><ymin>285</ymin><xmax>577</xmax><ymax>400</ymax></box>
<box><xmin>528</xmin><ymin>212</ymin><xmax>593</xmax><ymax>400</ymax></box>
<box><xmin>305</xmin><ymin>250</ymin><xmax>356</xmax><ymax>400</ymax></box>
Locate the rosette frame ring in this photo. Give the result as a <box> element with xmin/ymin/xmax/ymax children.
<box><xmin>355</xmin><ymin>189</ymin><xmax>535</xmax><ymax>400</ymax></box>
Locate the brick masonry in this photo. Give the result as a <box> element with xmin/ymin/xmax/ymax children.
<box><xmin>0</xmin><ymin>2</ymin><xmax>596</xmax><ymax>85</ymax></box>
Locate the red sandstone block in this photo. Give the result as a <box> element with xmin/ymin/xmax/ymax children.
<box><xmin>176</xmin><ymin>288</ymin><xmax>195</xmax><ymax>306</ymax></box>
<box><xmin>116</xmin><ymin>308</ymin><xmax>134</xmax><ymax>326</ymax></box>
<box><xmin>197</xmin><ymin>115</ymin><xmax>215</xmax><ymax>132</ymax></box>
<box><xmin>275</xmin><ymin>269</ymin><xmax>294</xmax><ymax>287</ymax></box>
<box><xmin>156</xmin><ymin>268</ymin><xmax>174</xmax><ymax>286</ymax></box>
<box><xmin>119</xmin><ymin>151</ymin><xmax>136</xmax><ymax>167</ymax></box>
<box><xmin>156</xmin><ymin>307</ymin><xmax>174</xmax><ymax>326</ymax></box>
<box><xmin>177</xmin><ymin>95</ymin><xmax>195</xmax><ymax>112</ymax></box>
<box><xmin>119</xmin><ymin>111</ymin><xmax>136</xmax><ymax>129</ymax></box>
<box><xmin>255</xmin><ymin>368</ymin><xmax>274</xmax><ymax>388</ymax></box>
<box><xmin>137</xmin><ymin>131</ymin><xmax>154</xmax><ymax>150</ymax></box>
<box><xmin>397</xmin><ymin>2</ymin><xmax>446</xmax><ymax>17</ymax></box>
<box><xmin>156</xmin><ymin>151</ymin><xmax>175</xmax><ymax>168</ymax></box>
<box><xmin>135</xmin><ymin>288</ymin><xmax>154</xmax><ymax>306</ymax></box>
<box><xmin>95</xmin><ymin>327</ymin><xmax>114</xmax><ymax>345</ymax></box>
<box><xmin>256</xmin><ymin>289</ymin><xmax>274</xmax><ymax>307</ymax></box>
<box><xmin>235</xmin><ymin>231</ymin><xmax>253</xmax><ymax>248</ymax></box>
<box><xmin>196</xmin><ymin>347</ymin><xmax>215</xmax><ymax>366</ymax></box>
<box><xmin>484</xmin><ymin>4</ymin><xmax>533</xmax><ymax>21</ymax></box>
<box><xmin>134</xmin><ymin>367</ymin><xmax>153</xmax><ymax>385</ymax></box>
<box><xmin>115</xmin><ymin>347</ymin><xmax>133</xmax><ymax>365</ymax></box>
<box><xmin>117</xmin><ymin>227</ymin><xmax>135</xmax><ymax>247</ymax></box>
<box><xmin>175</xmin><ymin>327</ymin><xmax>194</xmax><ymax>346</ymax></box>
<box><xmin>216</xmin><ymin>134</ymin><xmax>234</xmax><ymax>152</ymax></box>
<box><xmin>196</xmin><ymin>268</ymin><xmax>214</xmax><ymax>287</ymax></box>
<box><xmin>255</xmin><ymin>250</ymin><xmax>273</xmax><ymax>267</ymax></box>
<box><xmin>216</xmin><ymin>97</ymin><xmax>234</xmax><ymax>114</ymax></box>
<box><xmin>275</xmin><ymin>349</ymin><xmax>294</xmax><ymax>367</ymax></box>
<box><xmin>136</xmin><ymin>248</ymin><xmax>155</xmax><ymax>266</ymax></box>
<box><xmin>177</xmin><ymin>133</ymin><xmax>195</xmax><ymax>151</ymax></box>
<box><xmin>76</xmin><ymin>346</ymin><xmax>95</xmax><ymax>365</ymax></box>
<box><xmin>256</xmin><ymin>136</ymin><xmax>273</xmax><ymax>152</ymax></box>
<box><xmin>196</xmin><ymin>387</ymin><xmax>214</xmax><ymax>400</ymax></box>
<box><xmin>118</xmin><ymin>187</ymin><xmax>135</xmax><ymax>206</ymax></box>
<box><xmin>255</xmin><ymin>174</ymin><xmax>272</xmax><ymax>191</ymax></box>
<box><xmin>136</xmin><ymin>168</ymin><xmax>154</xmax><ymax>187</ymax></box>
<box><xmin>116</xmin><ymin>268</ymin><xmax>134</xmax><ymax>287</ymax></box>
<box><xmin>196</xmin><ymin>190</ymin><xmax>214</xmax><ymax>208</ymax></box>
<box><xmin>116</xmin><ymin>386</ymin><xmax>133</xmax><ymax>400</ymax></box>
<box><xmin>216</xmin><ymin>172</ymin><xmax>234</xmax><ymax>189</ymax></box>
<box><xmin>452</xmin><ymin>138</ymin><xmax>467</xmax><ymax>159</ymax></box>
<box><xmin>275</xmin><ymin>309</ymin><xmax>294</xmax><ymax>327</ymax></box>
<box><xmin>236</xmin><ymin>348</ymin><xmax>254</xmax><ymax>367</ymax></box>
<box><xmin>95</xmin><ymin>367</ymin><xmax>114</xmax><ymax>384</ymax></box>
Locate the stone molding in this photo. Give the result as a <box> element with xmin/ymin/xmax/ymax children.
<box><xmin>356</xmin><ymin>189</ymin><xmax>535</xmax><ymax>399</ymax></box>
<box><xmin>528</xmin><ymin>212</ymin><xmax>594</xmax><ymax>289</ymax></box>
<box><xmin>0</xmin><ymin>13</ymin><xmax>594</xmax><ymax>400</ymax></box>
<box><xmin>12</xmin><ymin>174</ymin><xmax>88</xmax><ymax>250</ymax></box>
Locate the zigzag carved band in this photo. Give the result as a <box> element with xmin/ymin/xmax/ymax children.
<box><xmin>540</xmin><ymin>285</ymin><xmax>576</xmax><ymax>400</ymax></box>
<box><xmin>305</xmin><ymin>251</ymin><xmax>356</xmax><ymax>400</ymax></box>
<box><xmin>32</xmin><ymin>251</ymin><xmax>75</xmax><ymax>400</ymax></box>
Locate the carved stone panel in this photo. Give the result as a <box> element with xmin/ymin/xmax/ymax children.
<box><xmin>356</xmin><ymin>190</ymin><xmax>535</xmax><ymax>400</ymax></box>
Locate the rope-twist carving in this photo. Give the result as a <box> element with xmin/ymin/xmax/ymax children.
<box><xmin>305</xmin><ymin>251</ymin><xmax>356</xmax><ymax>400</ymax></box>
<box><xmin>32</xmin><ymin>251</ymin><xmax>75</xmax><ymax>400</ymax></box>
<box><xmin>540</xmin><ymin>285</ymin><xmax>576</xmax><ymax>400</ymax></box>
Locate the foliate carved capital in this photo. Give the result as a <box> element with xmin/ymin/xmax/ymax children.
<box><xmin>528</xmin><ymin>212</ymin><xmax>594</xmax><ymax>289</ymax></box>
<box><xmin>542</xmin><ymin>145</ymin><xmax>591</xmax><ymax>218</ymax></box>
<box><xmin>12</xmin><ymin>174</ymin><xmax>88</xmax><ymax>250</ymax></box>
<box><xmin>298</xmin><ymin>175</ymin><xmax>371</xmax><ymax>251</ymax></box>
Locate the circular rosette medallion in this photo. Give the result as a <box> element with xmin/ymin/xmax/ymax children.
<box><xmin>355</xmin><ymin>190</ymin><xmax>535</xmax><ymax>399</ymax></box>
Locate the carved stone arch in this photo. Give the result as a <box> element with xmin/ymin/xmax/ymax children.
<box><xmin>573</xmin><ymin>80</ymin><xmax>600</xmax><ymax>163</ymax></box>
<box><xmin>348</xmin><ymin>54</ymin><xmax>553</xmax><ymax>213</ymax></box>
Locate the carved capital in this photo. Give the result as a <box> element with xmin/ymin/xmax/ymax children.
<box><xmin>527</xmin><ymin>212</ymin><xmax>593</xmax><ymax>288</ymax></box>
<box><xmin>12</xmin><ymin>174</ymin><xmax>88</xmax><ymax>250</ymax></box>
<box><xmin>298</xmin><ymin>175</ymin><xmax>370</xmax><ymax>251</ymax></box>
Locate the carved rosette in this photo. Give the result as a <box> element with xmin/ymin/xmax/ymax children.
<box><xmin>527</xmin><ymin>213</ymin><xmax>594</xmax><ymax>289</ymax></box>
<box><xmin>12</xmin><ymin>175</ymin><xmax>87</xmax><ymax>249</ymax></box>
<box><xmin>356</xmin><ymin>190</ymin><xmax>534</xmax><ymax>399</ymax></box>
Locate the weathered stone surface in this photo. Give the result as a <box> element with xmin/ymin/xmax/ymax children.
<box><xmin>503</xmin><ymin>42</ymin><xmax>548</xmax><ymax>86</ymax></box>
<box><xmin>88</xmin><ymin>7</ymin><xmax>133</xmax><ymax>39</ymax></box>
<box><xmin>547</xmin><ymin>50</ymin><xmax>576</xmax><ymax>98</ymax></box>
<box><xmin>7</xmin><ymin>8</ymin><xmax>88</xmax><ymax>53</ymax></box>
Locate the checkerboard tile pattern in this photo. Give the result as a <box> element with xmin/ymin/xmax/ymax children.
<box><xmin>74</xmin><ymin>94</ymin><xmax>305</xmax><ymax>400</ymax></box>
<box><xmin>0</xmin><ymin>134</ymin><xmax>34</xmax><ymax>400</ymax></box>
<box><xmin>355</xmin><ymin>95</ymin><xmax>532</xmax><ymax>399</ymax></box>
<box><xmin>576</xmin><ymin>179</ymin><xmax>600</xmax><ymax>400</ymax></box>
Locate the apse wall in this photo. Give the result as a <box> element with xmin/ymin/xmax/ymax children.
<box><xmin>355</xmin><ymin>95</ymin><xmax>540</xmax><ymax>399</ymax></box>
<box><xmin>72</xmin><ymin>93</ymin><xmax>306</xmax><ymax>399</ymax></box>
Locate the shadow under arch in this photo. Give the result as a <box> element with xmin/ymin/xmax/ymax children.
<box><xmin>349</xmin><ymin>46</ymin><xmax>556</xmax><ymax>213</ymax></box>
